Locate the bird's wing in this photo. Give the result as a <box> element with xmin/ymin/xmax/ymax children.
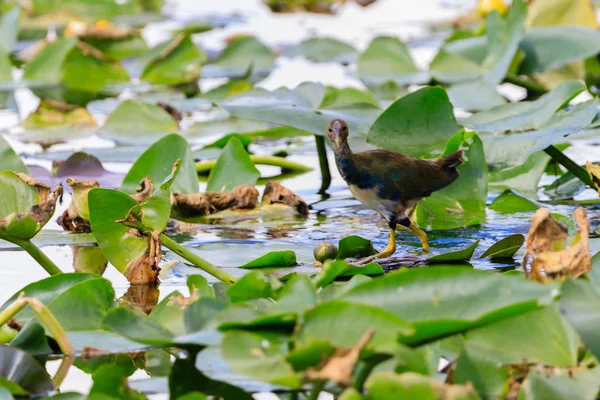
<box><xmin>354</xmin><ymin>150</ymin><xmax>456</xmax><ymax>201</ymax></box>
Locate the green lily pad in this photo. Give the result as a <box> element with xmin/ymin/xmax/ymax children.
<box><xmin>240</xmin><ymin>251</ymin><xmax>297</xmax><ymax>269</ymax></box>
<box><xmin>365</xmin><ymin>372</ymin><xmax>478</xmax><ymax>400</ymax></box>
<box><xmin>490</xmin><ymin>150</ymin><xmax>551</xmax><ymax>194</ymax></box>
<box><xmin>367</xmin><ymin>86</ymin><xmax>463</xmax><ymax>157</ymax></box>
<box><xmin>416</xmin><ymin>131</ymin><xmax>488</xmax><ymax>230</ymax></box>
<box><xmin>203</xmin><ymin>36</ymin><xmax>275</xmax><ymax>78</ymax></box>
<box><xmin>336</xmin><ymin>235</ymin><xmax>377</xmax><ymax>260</ymax></box>
<box><xmin>141</xmin><ymin>35</ymin><xmax>206</xmax><ymax>86</ymax></box>
<box><xmin>520</xmin><ymin>27</ymin><xmax>600</xmax><ymax>74</ymax></box>
<box><xmin>480</xmin><ymin>234</ymin><xmax>525</xmax><ymax>259</ymax></box>
<box><xmin>489</xmin><ymin>190</ymin><xmax>541</xmax><ymax>213</ymax></box>
<box><xmin>120</xmin><ymin>133</ymin><xmax>198</xmax><ymax>195</ymax></box>
<box><xmin>319</xmin><ymin>86</ymin><xmax>380</xmax><ymax>109</ymax></box>
<box><xmin>429</xmin><ymin>50</ymin><xmax>483</xmax><ymax>84</ymax></box>
<box><xmin>0</xmin><ymin>346</ymin><xmax>53</xmax><ymax>395</ymax></box>
<box><xmin>81</xmin><ymin>32</ymin><xmax>148</xmax><ymax>61</ymax></box>
<box><xmin>206</xmin><ymin>137</ymin><xmax>260</xmax><ymax>192</ymax></box>
<box><xmin>221</xmin><ymin>331</ymin><xmax>301</xmax><ymax>388</ymax></box>
<box><xmin>357</xmin><ymin>36</ymin><xmax>429</xmax><ymax>87</ymax></box>
<box><xmin>341</xmin><ymin>266</ymin><xmax>553</xmax><ymax>344</ymax></box>
<box><xmin>0</xmin><ymin>6</ymin><xmax>19</xmax><ymax>54</ymax></box>
<box><xmin>519</xmin><ymin>367</ymin><xmax>600</xmax><ymax>400</ymax></box>
<box><xmin>227</xmin><ymin>271</ymin><xmax>272</xmax><ymax>303</ymax></box>
<box><xmin>284</xmin><ymin>37</ymin><xmax>357</xmax><ymax>64</ymax></box>
<box><xmin>447</xmin><ymin>80</ymin><xmax>507</xmax><ymax>111</ymax></box>
<box><xmin>0</xmin><ymin>136</ymin><xmax>27</xmax><ymax>174</ymax></box>
<box><xmin>426</xmin><ymin>240</ymin><xmax>479</xmax><ymax>263</ymax></box>
<box><xmin>98</xmin><ymin>100</ymin><xmax>180</xmax><ymax>145</ymax></box>
<box><xmin>0</xmin><ymin>171</ymin><xmax>61</xmax><ymax>240</ymax></box>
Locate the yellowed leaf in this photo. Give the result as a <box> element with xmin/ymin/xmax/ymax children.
<box><xmin>586</xmin><ymin>161</ymin><xmax>600</xmax><ymax>195</ymax></box>
<box><xmin>526</xmin><ymin>0</ymin><xmax>597</xmax><ymax>28</ymax></box>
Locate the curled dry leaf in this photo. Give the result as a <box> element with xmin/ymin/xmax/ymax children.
<box><xmin>131</xmin><ymin>177</ymin><xmax>154</xmax><ymax>203</ymax></box>
<box><xmin>262</xmin><ymin>181</ymin><xmax>309</xmax><ymax>216</ymax></box>
<box><xmin>522</xmin><ymin>207</ymin><xmax>591</xmax><ymax>282</ymax></box>
<box><xmin>586</xmin><ymin>161</ymin><xmax>600</xmax><ymax>195</ymax></box>
<box><xmin>306</xmin><ymin>328</ymin><xmax>374</xmax><ymax>386</ymax></box>
<box><xmin>57</xmin><ymin>178</ymin><xmax>99</xmax><ymax>233</ymax></box>
<box><xmin>171</xmin><ymin>184</ymin><xmax>259</xmax><ymax>217</ymax></box>
<box><xmin>0</xmin><ymin>172</ymin><xmax>63</xmax><ymax>240</ymax></box>
<box><xmin>126</xmin><ymin>230</ymin><xmax>162</xmax><ymax>285</ymax></box>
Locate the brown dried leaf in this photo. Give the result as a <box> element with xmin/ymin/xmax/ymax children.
<box><xmin>171</xmin><ymin>184</ymin><xmax>259</xmax><ymax>217</ymax></box>
<box><xmin>120</xmin><ymin>282</ymin><xmax>160</xmax><ymax>314</ymax></box>
<box><xmin>17</xmin><ymin>173</ymin><xmax>63</xmax><ymax>225</ymax></box>
<box><xmin>261</xmin><ymin>181</ymin><xmax>309</xmax><ymax>216</ymax></box>
<box><xmin>131</xmin><ymin>177</ymin><xmax>154</xmax><ymax>203</ymax></box>
<box><xmin>57</xmin><ymin>178</ymin><xmax>99</xmax><ymax>232</ymax></box>
<box><xmin>586</xmin><ymin>161</ymin><xmax>600</xmax><ymax>195</ymax></box>
<box><xmin>125</xmin><ymin>231</ymin><xmax>161</xmax><ymax>285</ymax></box>
<box><xmin>305</xmin><ymin>328</ymin><xmax>374</xmax><ymax>386</ymax></box>
<box><xmin>157</xmin><ymin>102</ymin><xmax>183</xmax><ymax>122</ymax></box>
<box><xmin>523</xmin><ymin>207</ymin><xmax>591</xmax><ymax>282</ymax></box>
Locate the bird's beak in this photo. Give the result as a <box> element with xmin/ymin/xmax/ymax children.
<box><xmin>333</xmin><ymin>137</ymin><xmax>342</xmax><ymax>148</ymax></box>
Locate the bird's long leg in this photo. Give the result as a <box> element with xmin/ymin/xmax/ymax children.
<box><xmin>407</xmin><ymin>208</ymin><xmax>429</xmax><ymax>253</ymax></box>
<box><xmin>375</xmin><ymin>228</ymin><xmax>396</xmax><ymax>258</ymax></box>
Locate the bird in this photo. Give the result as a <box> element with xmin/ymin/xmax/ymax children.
<box><xmin>327</xmin><ymin>119</ymin><xmax>463</xmax><ymax>258</ymax></box>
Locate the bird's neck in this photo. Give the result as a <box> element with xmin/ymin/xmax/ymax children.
<box><xmin>334</xmin><ymin>140</ymin><xmax>360</xmax><ymax>183</ymax></box>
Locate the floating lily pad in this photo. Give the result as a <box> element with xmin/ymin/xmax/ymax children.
<box><xmin>203</xmin><ymin>36</ymin><xmax>275</xmax><ymax>79</ymax></box>
<box><xmin>141</xmin><ymin>35</ymin><xmax>207</xmax><ymax>86</ymax></box>
<box><xmin>357</xmin><ymin>36</ymin><xmax>429</xmax><ymax>87</ymax></box>
<box><xmin>98</xmin><ymin>99</ymin><xmax>180</xmax><ymax>145</ymax></box>
<box><xmin>480</xmin><ymin>234</ymin><xmax>525</xmax><ymax>259</ymax></box>
<box><xmin>489</xmin><ymin>190</ymin><xmax>541</xmax><ymax>214</ymax></box>
<box><xmin>206</xmin><ymin>137</ymin><xmax>260</xmax><ymax>192</ymax></box>
<box><xmin>319</xmin><ymin>86</ymin><xmax>380</xmax><ymax>109</ymax></box>
<box><xmin>240</xmin><ymin>250</ymin><xmax>297</xmax><ymax>269</ymax></box>
<box><xmin>426</xmin><ymin>240</ymin><xmax>479</xmax><ymax>263</ymax></box>
<box><xmin>80</xmin><ymin>28</ymin><xmax>148</xmax><ymax>60</ymax></box>
<box><xmin>284</xmin><ymin>37</ymin><xmax>357</xmax><ymax>64</ymax></box>
<box><xmin>336</xmin><ymin>235</ymin><xmax>377</xmax><ymax>260</ymax></box>
<box><xmin>0</xmin><ymin>136</ymin><xmax>27</xmax><ymax>174</ymax></box>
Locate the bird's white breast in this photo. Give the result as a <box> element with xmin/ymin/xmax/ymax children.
<box><xmin>348</xmin><ymin>185</ymin><xmax>394</xmax><ymax>217</ymax></box>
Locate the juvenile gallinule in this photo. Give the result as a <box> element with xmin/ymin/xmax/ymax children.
<box><xmin>328</xmin><ymin>119</ymin><xmax>463</xmax><ymax>258</ymax></box>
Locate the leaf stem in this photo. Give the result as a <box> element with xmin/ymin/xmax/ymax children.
<box><xmin>504</xmin><ymin>73</ymin><xmax>549</xmax><ymax>95</ymax></box>
<box><xmin>314</xmin><ymin>135</ymin><xmax>332</xmax><ymax>194</ymax></box>
<box><xmin>196</xmin><ymin>156</ymin><xmax>312</xmax><ymax>174</ymax></box>
<box><xmin>307</xmin><ymin>380</ymin><xmax>326</xmax><ymax>400</ymax></box>
<box><xmin>0</xmin><ymin>297</ymin><xmax>74</xmax><ymax>356</ymax></box>
<box><xmin>0</xmin><ymin>236</ymin><xmax>62</xmax><ymax>275</ymax></box>
<box><xmin>160</xmin><ymin>234</ymin><xmax>237</xmax><ymax>285</ymax></box>
<box><xmin>543</xmin><ymin>145</ymin><xmax>594</xmax><ymax>187</ymax></box>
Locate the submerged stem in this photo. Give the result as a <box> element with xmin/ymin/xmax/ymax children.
<box><xmin>314</xmin><ymin>135</ymin><xmax>332</xmax><ymax>194</ymax></box>
<box><xmin>544</xmin><ymin>145</ymin><xmax>595</xmax><ymax>187</ymax></box>
<box><xmin>0</xmin><ymin>297</ymin><xmax>74</xmax><ymax>356</ymax></box>
<box><xmin>0</xmin><ymin>236</ymin><xmax>62</xmax><ymax>275</ymax></box>
<box><xmin>160</xmin><ymin>234</ymin><xmax>237</xmax><ymax>285</ymax></box>
<box><xmin>196</xmin><ymin>155</ymin><xmax>312</xmax><ymax>174</ymax></box>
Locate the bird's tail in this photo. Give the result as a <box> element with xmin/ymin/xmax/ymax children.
<box><xmin>436</xmin><ymin>150</ymin><xmax>463</xmax><ymax>170</ymax></box>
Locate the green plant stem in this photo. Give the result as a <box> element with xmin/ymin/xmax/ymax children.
<box><xmin>160</xmin><ymin>234</ymin><xmax>237</xmax><ymax>285</ymax></box>
<box><xmin>0</xmin><ymin>297</ymin><xmax>74</xmax><ymax>356</ymax></box>
<box><xmin>196</xmin><ymin>156</ymin><xmax>312</xmax><ymax>174</ymax></box>
<box><xmin>544</xmin><ymin>145</ymin><xmax>594</xmax><ymax>187</ymax></box>
<box><xmin>504</xmin><ymin>73</ymin><xmax>549</xmax><ymax>95</ymax></box>
<box><xmin>307</xmin><ymin>380</ymin><xmax>326</xmax><ymax>400</ymax></box>
<box><xmin>0</xmin><ymin>236</ymin><xmax>62</xmax><ymax>275</ymax></box>
<box><xmin>315</xmin><ymin>134</ymin><xmax>332</xmax><ymax>194</ymax></box>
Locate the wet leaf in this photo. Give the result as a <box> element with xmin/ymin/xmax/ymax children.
<box><xmin>203</xmin><ymin>36</ymin><xmax>275</xmax><ymax>78</ymax></box>
<box><xmin>519</xmin><ymin>367</ymin><xmax>600</xmax><ymax>400</ymax></box>
<box><xmin>357</xmin><ymin>36</ymin><xmax>429</xmax><ymax>87</ymax></box>
<box><xmin>367</xmin><ymin>86</ymin><xmax>462</xmax><ymax>157</ymax></box>
<box><xmin>341</xmin><ymin>266</ymin><xmax>553</xmax><ymax>344</ymax></box>
<box><xmin>480</xmin><ymin>234</ymin><xmax>525</xmax><ymax>259</ymax></box>
<box><xmin>284</xmin><ymin>37</ymin><xmax>357</xmax><ymax>64</ymax></box>
<box><xmin>365</xmin><ymin>372</ymin><xmax>478</xmax><ymax>400</ymax></box>
<box><xmin>336</xmin><ymin>235</ymin><xmax>376</xmax><ymax>260</ymax></box>
<box><xmin>121</xmin><ymin>133</ymin><xmax>197</xmax><ymax>195</ymax></box>
<box><xmin>227</xmin><ymin>271</ymin><xmax>272</xmax><ymax>303</ymax></box>
<box><xmin>240</xmin><ymin>251</ymin><xmax>297</xmax><ymax>269</ymax></box>
<box><xmin>416</xmin><ymin>131</ymin><xmax>488</xmax><ymax>230</ymax></box>
<box><xmin>314</xmin><ymin>260</ymin><xmax>382</xmax><ymax>288</ymax></box>
<box><xmin>0</xmin><ymin>346</ymin><xmax>53</xmax><ymax>395</ymax></box>
<box><xmin>206</xmin><ymin>137</ymin><xmax>260</xmax><ymax>192</ymax></box>
<box><xmin>0</xmin><ymin>136</ymin><xmax>27</xmax><ymax>174</ymax></box>
<box><xmin>489</xmin><ymin>190</ymin><xmax>541</xmax><ymax>214</ymax></box>
<box><xmin>426</xmin><ymin>240</ymin><xmax>479</xmax><ymax>263</ymax></box>
<box><xmin>141</xmin><ymin>35</ymin><xmax>206</xmax><ymax>86</ymax></box>
<box><xmin>0</xmin><ymin>172</ymin><xmax>62</xmax><ymax>240</ymax></box>
<box><xmin>222</xmin><ymin>331</ymin><xmax>300</xmax><ymax>388</ymax></box>
<box><xmin>300</xmin><ymin>301</ymin><xmax>412</xmax><ymax>353</ymax></box>
<box><xmin>98</xmin><ymin>100</ymin><xmax>179</xmax><ymax>145</ymax></box>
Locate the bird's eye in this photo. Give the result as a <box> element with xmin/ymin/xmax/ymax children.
<box><xmin>328</xmin><ymin>129</ymin><xmax>332</xmax><ymax>133</ymax></box>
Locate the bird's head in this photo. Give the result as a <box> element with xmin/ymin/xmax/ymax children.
<box><xmin>327</xmin><ymin>119</ymin><xmax>349</xmax><ymax>148</ymax></box>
